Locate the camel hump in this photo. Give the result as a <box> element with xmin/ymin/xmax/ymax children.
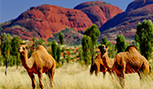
<box><xmin>125</xmin><ymin>45</ymin><xmax>138</xmax><ymax>51</ymax></box>
<box><xmin>36</xmin><ymin>45</ymin><xmax>46</xmax><ymax>50</ymax></box>
<box><xmin>125</xmin><ymin>45</ymin><xmax>140</xmax><ymax>54</ymax></box>
<box><xmin>37</xmin><ymin>45</ymin><xmax>44</xmax><ymax>49</ymax></box>
<box><xmin>35</xmin><ymin>45</ymin><xmax>48</xmax><ymax>53</ymax></box>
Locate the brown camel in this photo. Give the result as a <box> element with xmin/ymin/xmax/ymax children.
<box><xmin>90</xmin><ymin>53</ymin><xmax>112</xmax><ymax>78</ymax></box>
<box><xmin>19</xmin><ymin>44</ymin><xmax>56</xmax><ymax>89</ymax></box>
<box><xmin>99</xmin><ymin>44</ymin><xmax>151</xmax><ymax>88</ymax></box>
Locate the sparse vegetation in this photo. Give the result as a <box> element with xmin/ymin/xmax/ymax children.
<box><xmin>48</xmin><ymin>28</ymin><xmax>83</xmax><ymax>45</ymax></box>
<box><xmin>0</xmin><ymin>63</ymin><xmax>153</xmax><ymax>89</ymax></box>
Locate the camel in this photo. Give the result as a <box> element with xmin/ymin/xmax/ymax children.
<box><xmin>90</xmin><ymin>53</ymin><xmax>112</xmax><ymax>78</ymax></box>
<box><xmin>98</xmin><ymin>44</ymin><xmax>151</xmax><ymax>88</ymax></box>
<box><xmin>19</xmin><ymin>44</ymin><xmax>56</xmax><ymax>89</ymax></box>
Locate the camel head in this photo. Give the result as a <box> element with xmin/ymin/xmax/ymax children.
<box><xmin>99</xmin><ymin>45</ymin><xmax>108</xmax><ymax>54</ymax></box>
<box><xmin>98</xmin><ymin>44</ymin><xmax>109</xmax><ymax>57</ymax></box>
<box><xmin>19</xmin><ymin>45</ymin><xmax>29</xmax><ymax>58</ymax></box>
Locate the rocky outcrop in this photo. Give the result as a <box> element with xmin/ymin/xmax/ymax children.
<box><xmin>2</xmin><ymin>4</ymin><xmax>93</xmax><ymax>41</ymax></box>
<box><xmin>3</xmin><ymin>0</ymin><xmax>151</xmax><ymax>43</ymax></box>
<box><xmin>99</xmin><ymin>0</ymin><xmax>153</xmax><ymax>42</ymax></box>
<box><xmin>126</xmin><ymin>0</ymin><xmax>153</xmax><ymax>12</ymax></box>
<box><xmin>74</xmin><ymin>1</ymin><xmax>123</xmax><ymax>28</ymax></box>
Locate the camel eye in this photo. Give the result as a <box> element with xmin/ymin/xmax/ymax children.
<box><xmin>102</xmin><ymin>46</ymin><xmax>106</xmax><ymax>50</ymax></box>
<box><xmin>101</xmin><ymin>46</ymin><xmax>104</xmax><ymax>49</ymax></box>
<box><xmin>99</xmin><ymin>46</ymin><xmax>102</xmax><ymax>49</ymax></box>
<box><xmin>23</xmin><ymin>47</ymin><xmax>25</xmax><ymax>50</ymax></box>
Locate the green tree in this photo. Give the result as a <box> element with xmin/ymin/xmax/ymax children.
<box><xmin>101</xmin><ymin>36</ymin><xmax>116</xmax><ymax>58</ymax></box>
<box><xmin>33</xmin><ymin>38</ymin><xmax>44</xmax><ymax>48</ymax></box>
<box><xmin>59</xmin><ymin>32</ymin><xmax>64</xmax><ymax>45</ymax></box>
<box><xmin>9</xmin><ymin>56</ymin><xmax>16</xmax><ymax>66</ymax></box>
<box><xmin>56</xmin><ymin>46</ymin><xmax>61</xmax><ymax>63</ymax></box>
<box><xmin>31</xmin><ymin>38</ymin><xmax>44</xmax><ymax>55</ymax></box>
<box><xmin>0</xmin><ymin>55</ymin><xmax>3</xmax><ymax>66</ymax></box>
<box><xmin>1</xmin><ymin>33</ymin><xmax>12</xmax><ymax>65</ymax></box>
<box><xmin>31</xmin><ymin>37</ymin><xmax>37</xmax><ymax>51</ymax></box>
<box><xmin>11</xmin><ymin>35</ymin><xmax>21</xmax><ymax>67</ymax></box>
<box><xmin>135</xmin><ymin>19</ymin><xmax>153</xmax><ymax>60</ymax></box>
<box><xmin>107</xmin><ymin>42</ymin><xmax>116</xmax><ymax>58</ymax></box>
<box><xmin>1</xmin><ymin>33</ymin><xmax>12</xmax><ymax>75</ymax></box>
<box><xmin>61</xmin><ymin>52</ymin><xmax>67</xmax><ymax>65</ymax></box>
<box><xmin>82</xmin><ymin>35</ymin><xmax>92</xmax><ymax>65</ymax></box>
<box><xmin>132</xmin><ymin>40</ymin><xmax>140</xmax><ymax>51</ymax></box>
<box><xmin>78</xmin><ymin>49</ymin><xmax>83</xmax><ymax>62</ymax></box>
<box><xmin>84</xmin><ymin>24</ymin><xmax>100</xmax><ymax>63</ymax></box>
<box><xmin>51</xmin><ymin>40</ymin><xmax>57</xmax><ymax>60</ymax></box>
<box><xmin>116</xmin><ymin>34</ymin><xmax>127</xmax><ymax>53</ymax></box>
<box><xmin>101</xmin><ymin>36</ymin><xmax>108</xmax><ymax>46</ymax></box>
<box><xmin>31</xmin><ymin>37</ymin><xmax>37</xmax><ymax>43</ymax></box>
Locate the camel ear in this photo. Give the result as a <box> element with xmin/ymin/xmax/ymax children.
<box><xmin>25</xmin><ymin>45</ymin><xmax>28</xmax><ymax>49</ymax></box>
<box><xmin>106</xmin><ymin>47</ymin><xmax>109</xmax><ymax>51</ymax></box>
<box><xmin>98</xmin><ymin>45</ymin><xmax>101</xmax><ymax>49</ymax></box>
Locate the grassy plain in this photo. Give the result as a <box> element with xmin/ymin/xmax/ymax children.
<box><xmin>0</xmin><ymin>63</ymin><xmax>153</xmax><ymax>89</ymax></box>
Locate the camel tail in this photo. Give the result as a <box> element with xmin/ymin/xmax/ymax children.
<box><xmin>90</xmin><ymin>64</ymin><xmax>95</xmax><ymax>75</ymax></box>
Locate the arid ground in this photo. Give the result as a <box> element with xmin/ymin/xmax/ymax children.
<box><xmin>0</xmin><ymin>63</ymin><xmax>153</xmax><ymax>89</ymax></box>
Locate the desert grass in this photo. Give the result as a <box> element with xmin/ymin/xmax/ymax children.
<box><xmin>0</xmin><ymin>63</ymin><xmax>153</xmax><ymax>89</ymax></box>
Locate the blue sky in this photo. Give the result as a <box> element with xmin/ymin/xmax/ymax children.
<box><xmin>0</xmin><ymin>0</ymin><xmax>134</xmax><ymax>23</ymax></box>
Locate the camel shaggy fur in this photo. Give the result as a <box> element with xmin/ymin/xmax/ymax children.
<box><xmin>90</xmin><ymin>53</ymin><xmax>112</xmax><ymax>78</ymax></box>
<box><xmin>99</xmin><ymin>44</ymin><xmax>151</xmax><ymax>88</ymax></box>
<box><xmin>19</xmin><ymin>45</ymin><xmax>56</xmax><ymax>89</ymax></box>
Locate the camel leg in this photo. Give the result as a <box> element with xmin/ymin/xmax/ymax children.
<box><xmin>117</xmin><ymin>73</ymin><xmax>125</xmax><ymax>88</ymax></box>
<box><xmin>137</xmin><ymin>71</ymin><xmax>142</xmax><ymax>79</ymax></box>
<box><xmin>90</xmin><ymin>64</ymin><xmax>95</xmax><ymax>75</ymax></box>
<box><xmin>137</xmin><ymin>64</ymin><xmax>150</xmax><ymax>87</ymax></box>
<box><xmin>47</xmin><ymin>66</ymin><xmax>55</xmax><ymax>88</ymax></box>
<box><xmin>137</xmin><ymin>63</ymin><xmax>149</xmax><ymax>80</ymax></box>
<box><xmin>95</xmin><ymin>66</ymin><xmax>99</xmax><ymax>76</ymax></box>
<box><xmin>108</xmin><ymin>70</ymin><xmax>114</xmax><ymax>79</ymax></box>
<box><xmin>103</xmin><ymin>72</ymin><xmax>106</xmax><ymax>78</ymax></box>
<box><xmin>28</xmin><ymin>72</ymin><xmax>36</xmax><ymax>89</ymax></box>
<box><xmin>137</xmin><ymin>71</ymin><xmax>144</xmax><ymax>88</ymax></box>
<box><xmin>117</xmin><ymin>65</ymin><xmax>126</xmax><ymax>88</ymax></box>
<box><xmin>102</xmin><ymin>67</ymin><xmax>108</xmax><ymax>78</ymax></box>
<box><xmin>38</xmin><ymin>70</ymin><xmax>44</xmax><ymax>89</ymax></box>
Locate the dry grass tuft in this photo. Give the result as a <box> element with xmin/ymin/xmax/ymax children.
<box><xmin>0</xmin><ymin>63</ymin><xmax>153</xmax><ymax>89</ymax></box>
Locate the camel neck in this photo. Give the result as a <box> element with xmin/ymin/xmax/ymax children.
<box><xmin>20</xmin><ymin>51</ymin><xmax>33</xmax><ymax>69</ymax></box>
<box><xmin>102</xmin><ymin>53</ymin><xmax>113</xmax><ymax>69</ymax></box>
